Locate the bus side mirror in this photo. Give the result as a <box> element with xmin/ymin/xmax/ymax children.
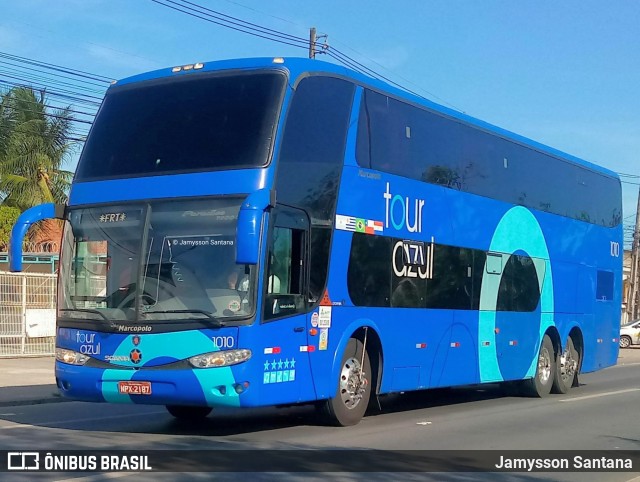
<box><xmin>10</xmin><ymin>203</ymin><xmax>65</xmax><ymax>272</ymax></box>
<box><xmin>236</xmin><ymin>189</ymin><xmax>275</xmax><ymax>265</ymax></box>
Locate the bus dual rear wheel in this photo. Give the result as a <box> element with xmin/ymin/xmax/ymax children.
<box><xmin>521</xmin><ymin>334</ymin><xmax>555</xmax><ymax>397</ymax></box>
<box><xmin>320</xmin><ymin>338</ymin><xmax>372</xmax><ymax>426</ymax></box>
<box><xmin>551</xmin><ymin>337</ymin><xmax>579</xmax><ymax>394</ymax></box>
<box><xmin>166</xmin><ymin>405</ymin><xmax>212</xmax><ymax>420</ymax></box>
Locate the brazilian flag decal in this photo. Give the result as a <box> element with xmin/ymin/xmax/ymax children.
<box><xmin>355</xmin><ymin>218</ymin><xmax>366</xmax><ymax>233</ymax></box>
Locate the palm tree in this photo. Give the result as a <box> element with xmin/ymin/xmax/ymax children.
<box><xmin>0</xmin><ymin>87</ymin><xmax>75</xmax><ymax>207</ymax></box>
<box><xmin>0</xmin><ymin>87</ymin><xmax>76</xmax><ymax>248</ymax></box>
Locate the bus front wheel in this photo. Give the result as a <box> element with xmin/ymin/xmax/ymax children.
<box><xmin>166</xmin><ymin>405</ymin><xmax>212</xmax><ymax>420</ymax></box>
<box><xmin>319</xmin><ymin>338</ymin><xmax>372</xmax><ymax>426</ymax></box>
<box><xmin>522</xmin><ymin>334</ymin><xmax>555</xmax><ymax>397</ymax></box>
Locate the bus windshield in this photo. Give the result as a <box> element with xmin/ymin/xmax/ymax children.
<box><xmin>74</xmin><ymin>71</ymin><xmax>286</xmax><ymax>181</ymax></box>
<box><xmin>59</xmin><ymin>198</ymin><xmax>255</xmax><ymax>324</ymax></box>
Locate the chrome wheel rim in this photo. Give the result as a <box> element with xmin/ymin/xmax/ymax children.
<box><xmin>339</xmin><ymin>357</ymin><xmax>367</xmax><ymax>409</ymax></box>
<box><xmin>559</xmin><ymin>345</ymin><xmax>577</xmax><ymax>383</ymax></box>
<box><xmin>538</xmin><ymin>346</ymin><xmax>552</xmax><ymax>384</ymax></box>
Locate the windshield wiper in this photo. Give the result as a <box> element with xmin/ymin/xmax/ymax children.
<box><xmin>60</xmin><ymin>308</ymin><xmax>109</xmax><ymax>321</ymax></box>
<box><xmin>59</xmin><ymin>308</ymin><xmax>117</xmax><ymax>328</ymax></box>
<box><xmin>140</xmin><ymin>309</ymin><xmax>224</xmax><ymax>326</ymax></box>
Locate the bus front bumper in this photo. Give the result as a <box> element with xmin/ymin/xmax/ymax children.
<box><xmin>55</xmin><ymin>360</ymin><xmax>253</xmax><ymax>408</ymax></box>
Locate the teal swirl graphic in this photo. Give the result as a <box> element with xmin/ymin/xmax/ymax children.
<box><xmin>478</xmin><ymin>206</ymin><xmax>554</xmax><ymax>382</ymax></box>
<box><xmin>101</xmin><ymin>331</ymin><xmax>239</xmax><ymax>407</ymax></box>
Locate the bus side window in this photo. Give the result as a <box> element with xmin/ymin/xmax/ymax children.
<box><xmin>264</xmin><ymin>226</ymin><xmax>305</xmax><ymax>320</ymax></box>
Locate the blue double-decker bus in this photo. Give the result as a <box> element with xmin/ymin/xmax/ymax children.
<box><xmin>11</xmin><ymin>57</ymin><xmax>622</xmax><ymax>426</ymax></box>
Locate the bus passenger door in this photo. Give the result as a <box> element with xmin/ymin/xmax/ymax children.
<box><xmin>258</xmin><ymin>207</ymin><xmax>315</xmax><ymax>404</ymax></box>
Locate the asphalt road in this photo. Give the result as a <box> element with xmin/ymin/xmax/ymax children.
<box><xmin>1</xmin><ymin>348</ymin><xmax>640</xmax><ymax>481</ymax></box>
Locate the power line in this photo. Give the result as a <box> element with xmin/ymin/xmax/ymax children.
<box><xmin>3</xmin><ymin>125</ymin><xmax>88</xmax><ymax>144</ymax></box>
<box><xmin>0</xmin><ymin>59</ymin><xmax>109</xmax><ymax>91</ymax></box>
<box><xmin>219</xmin><ymin>0</ymin><xmax>301</xmax><ymax>28</ymax></box>
<box><xmin>325</xmin><ymin>48</ymin><xmax>435</xmax><ymax>103</ymax></box>
<box><xmin>177</xmin><ymin>0</ymin><xmax>308</xmax><ymax>44</ymax></box>
<box><xmin>0</xmin><ymin>51</ymin><xmax>112</xmax><ymax>150</ymax></box>
<box><xmin>150</xmin><ymin>0</ymin><xmax>309</xmax><ymax>50</ymax></box>
<box><xmin>149</xmin><ymin>0</ymin><xmax>463</xmax><ymax>109</ymax></box>
<box><xmin>0</xmin><ymin>95</ymin><xmax>98</xmax><ymax>119</ymax></box>
<box><xmin>213</xmin><ymin>0</ymin><xmax>461</xmax><ymax>109</ymax></box>
<box><xmin>0</xmin><ymin>67</ymin><xmax>107</xmax><ymax>96</ymax></box>
<box><xmin>1</xmin><ymin>106</ymin><xmax>93</xmax><ymax>126</ymax></box>
<box><xmin>0</xmin><ymin>73</ymin><xmax>105</xmax><ymax>101</ymax></box>
<box><xmin>0</xmin><ymin>51</ymin><xmax>113</xmax><ymax>84</ymax></box>
<box><xmin>0</xmin><ymin>79</ymin><xmax>103</xmax><ymax>107</ymax></box>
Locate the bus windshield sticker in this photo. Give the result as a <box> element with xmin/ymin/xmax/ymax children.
<box><xmin>165</xmin><ymin>236</ymin><xmax>234</xmax><ymax>248</ymax></box>
<box><xmin>318</xmin><ymin>306</ymin><xmax>332</xmax><ymax>328</ymax></box>
<box><xmin>310</xmin><ymin>312</ymin><xmax>319</xmax><ymax>327</ymax></box>
<box><xmin>183</xmin><ymin>208</ymin><xmax>236</xmax><ymax>222</ymax></box>
<box><xmin>319</xmin><ymin>329</ymin><xmax>329</xmax><ymax>350</ymax></box>
<box><xmin>99</xmin><ymin>212</ymin><xmax>127</xmax><ymax>223</ymax></box>
<box><xmin>75</xmin><ymin>208</ymin><xmax>143</xmax><ymax>228</ymax></box>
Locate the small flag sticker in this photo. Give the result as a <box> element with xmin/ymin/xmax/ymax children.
<box><xmin>336</xmin><ymin>215</ymin><xmax>383</xmax><ymax>235</ymax></box>
<box><xmin>335</xmin><ymin>215</ymin><xmax>356</xmax><ymax>232</ymax></box>
<box><xmin>366</xmin><ymin>220</ymin><xmax>383</xmax><ymax>234</ymax></box>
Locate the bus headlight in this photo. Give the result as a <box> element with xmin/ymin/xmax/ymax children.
<box><xmin>56</xmin><ymin>348</ymin><xmax>90</xmax><ymax>365</ymax></box>
<box><xmin>188</xmin><ymin>349</ymin><xmax>252</xmax><ymax>368</ymax></box>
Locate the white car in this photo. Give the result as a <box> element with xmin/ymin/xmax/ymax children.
<box><xmin>620</xmin><ymin>320</ymin><xmax>640</xmax><ymax>348</ymax></box>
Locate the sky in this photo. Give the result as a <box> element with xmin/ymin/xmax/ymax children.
<box><xmin>2</xmin><ymin>0</ymin><xmax>639</xmax><ymax>245</ymax></box>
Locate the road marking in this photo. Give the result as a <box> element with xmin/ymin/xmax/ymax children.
<box><xmin>55</xmin><ymin>472</ymin><xmax>134</xmax><ymax>482</ymax></box>
<box><xmin>559</xmin><ymin>388</ymin><xmax>640</xmax><ymax>402</ymax></box>
<box><xmin>0</xmin><ymin>410</ymin><xmax>165</xmax><ymax>430</ymax></box>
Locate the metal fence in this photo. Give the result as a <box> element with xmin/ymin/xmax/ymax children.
<box><xmin>0</xmin><ymin>271</ymin><xmax>57</xmax><ymax>357</ymax></box>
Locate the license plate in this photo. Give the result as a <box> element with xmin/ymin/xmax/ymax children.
<box><xmin>118</xmin><ymin>381</ymin><xmax>152</xmax><ymax>395</ymax></box>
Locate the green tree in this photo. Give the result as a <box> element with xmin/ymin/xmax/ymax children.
<box><xmin>0</xmin><ymin>87</ymin><xmax>76</xmax><ymax>248</ymax></box>
<box><xmin>0</xmin><ymin>86</ymin><xmax>75</xmax><ymax>209</ymax></box>
<box><xmin>0</xmin><ymin>205</ymin><xmax>20</xmax><ymax>252</ymax></box>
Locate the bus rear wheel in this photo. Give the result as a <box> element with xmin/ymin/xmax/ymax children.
<box><xmin>521</xmin><ymin>334</ymin><xmax>555</xmax><ymax>397</ymax></box>
<box><xmin>166</xmin><ymin>405</ymin><xmax>212</xmax><ymax>420</ymax></box>
<box><xmin>551</xmin><ymin>337</ymin><xmax>579</xmax><ymax>394</ymax></box>
<box><xmin>319</xmin><ymin>338</ymin><xmax>371</xmax><ymax>426</ymax></box>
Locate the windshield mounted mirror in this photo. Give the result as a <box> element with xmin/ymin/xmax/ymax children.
<box><xmin>10</xmin><ymin>203</ymin><xmax>66</xmax><ymax>272</ymax></box>
<box><xmin>236</xmin><ymin>188</ymin><xmax>276</xmax><ymax>265</ymax></box>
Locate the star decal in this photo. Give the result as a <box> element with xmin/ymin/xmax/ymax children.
<box><xmin>129</xmin><ymin>349</ymin><xmax>142</xmax><ymax>364</ymax></box>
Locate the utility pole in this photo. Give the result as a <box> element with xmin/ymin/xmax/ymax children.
<box><xmin>629</xmin><ymin>185</ymin><xmax>640</xmax><ymax>321</ymax></box>
<box><xmin>309</xmin><ymin>27</ymin><xmax>328</xmax><ymax>59</ymax></box>
<box><xmin>309</xmin><ymin>27</ymin><xmax>317</xmax><ymax>59</ymax></box>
